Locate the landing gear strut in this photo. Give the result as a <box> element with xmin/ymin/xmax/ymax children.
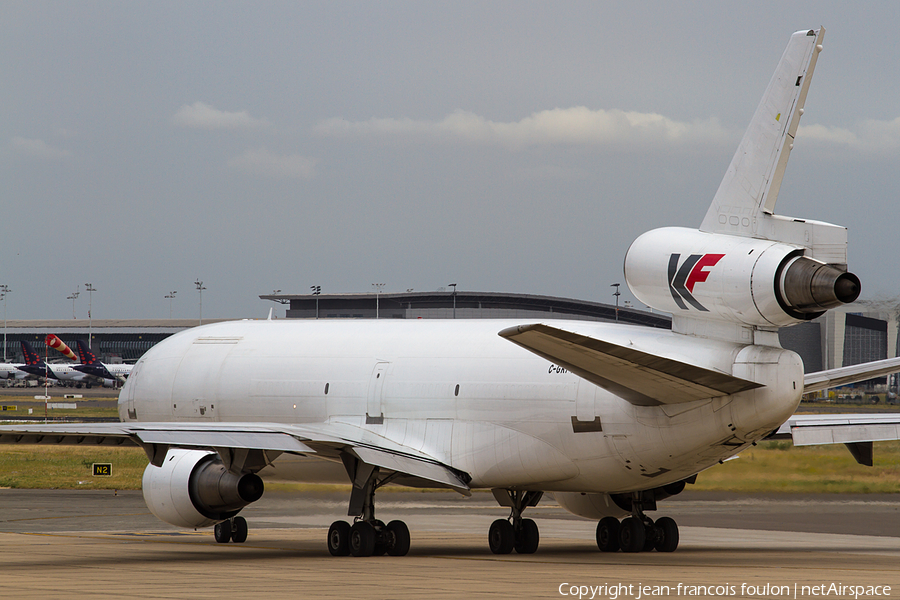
<box><xmin>327</xmin><ymin>456</ymin><xmax>411</xmax><ymax>557</ymax></box>
<box><xmin>489</xmin><ymin>489</ymin><xmax>543</xmax><ymax>555</ymax></box>
<box><xmin>595</xmin><ymin>491</ymin><xmax>679</xmax><ymax>553</ymax></box>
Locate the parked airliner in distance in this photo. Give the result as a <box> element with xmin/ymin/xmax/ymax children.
<box><xmin>3</xmin><ymin>27</ymin><xmax>900</xmax><ymax>558</ymax></box>
<box><xmin>71</xmin><ymin>339</ymin><xmax>131</xmax><ymax>386</ymax></box>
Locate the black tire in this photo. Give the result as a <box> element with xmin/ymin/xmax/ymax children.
<box><xmin>514</xmin><ymin>518</ymin><xmax>540</xmax><ymax>554</ymax></box>
<box><xmin>596</xmin><ymin>517</ymin><xmax>620</xmax><ymax>552</ymax></box>
<box><xmin>488</xmin><ymin>519</ymin><xmax>515</xmax><ymax>555</ymax></box>
<box><xmin>327</xmin><ymin>521</ymin><xmax>351</xmax><ymax>556</ymax></box>
<box><xmin>349</xmin><ymin>521</ymin><xmax>376</xmax><ymax>557</ymax></box>
<box><xmin>385</xmin><ymin>520</ymin><xmax>411</xmax><ymax>556</ymax></box>
<box><xmin>619</xmin><ymin>517</ymin><xmax>645</xmax><ymax>553</ymax></box>
<box><xmin>231</xmin><ymin>516</ymin><xmax>248</xmax><ymax>543</ymax></box>
<box><xmin>214</xmin><ymin>520</ymin><xmax>232</xmax><ymax>543</ymax></box>
<box><xmin>654</xmin><ymin>517</ymin><xmax>679</xmax><ymax>552</ymax></box>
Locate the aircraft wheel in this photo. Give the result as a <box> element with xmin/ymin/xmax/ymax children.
<box><xmin>385</xmin><ymin>520</ymin><xmax>411</xmax><ymax>556</ymax></box>
<box><xmin>350</xmin><ymin>521</ymin><xmax>376</xmax><ymax>557</ymax></box>
<box><xmin>654</xmin><ymin>517</ymin><xmax>679</xmax><ymax>552</ymax></box>
<box><xmin>327</xmin><ymin>520</ymin><xmax>351</xmax><ymax>556</ymax></box>
<box><xmin>596</xmin><ymin>517</ymin><xmax>620</xmax><ymax>552</ymax></box>
<box><xmin>619</xmin><ymin>517</ymin><xmax>645</xmax><ymax>553</ymax></box>
<box><xmin>214</xmin><ymin>520</ymin><xmax>232</xmax><ymax>543</ymax></box>
<box><xmin>514</xmin><ymin>518</ymin><xmax>539</xmax><ymax>554</ymax></box>
<box><xmin>231</xmin><ymin>516</ymin><xmax>248</xmax><ymax>543</ymax></box>
<box><xmin>488</xmin><ymin>519</ymin><xmax>515</xmax><ymax>555</ymax></box>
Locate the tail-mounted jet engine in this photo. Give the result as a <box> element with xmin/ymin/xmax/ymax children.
<box><xmin>142</xmin><ymin>448</ymin><xmax>264</xmax><ymax>529</ymax></box>
<box><xmin>625</xmin><ymin>227</ymin><xmax>860</xmax><ymax>328</ymax></box>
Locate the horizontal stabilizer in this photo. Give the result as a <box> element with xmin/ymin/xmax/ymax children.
<box><xmin>803</xmin><ymin>356</ymin><xmax>900</xmax><ymax>393</ymax></box>
<box><xmin>499</xmin><ymin>323</ymin><xmax>762</xmax><ymax>406</ymax></box>
<box><xmin>774</xmin><ymin>413</ymin><xmax>900</xmax><ymax>447</ymax></box>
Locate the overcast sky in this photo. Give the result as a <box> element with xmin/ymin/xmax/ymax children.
<box><xmin>3</xmin><ymin>2</ymin><xmax>899</xmax><ymax>320</ymax></box>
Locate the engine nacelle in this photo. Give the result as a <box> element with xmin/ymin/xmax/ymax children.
<box><xmin>625</xmin><ymin>227</ymin><xmax>860</xmax><ymax>328</ymax></box>
<box><xmin>142</xmin><ymin>448</ymin><xmax>264</xmax><ymax>529</ymax></box>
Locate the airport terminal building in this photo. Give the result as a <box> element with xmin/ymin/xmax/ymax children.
<box><xmin>1</xmin><ymin>291</ymin><xmax>897</xmax><ymax>390</ymax></box>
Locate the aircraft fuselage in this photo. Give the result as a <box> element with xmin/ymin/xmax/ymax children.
<box><xmin>120</xmin><ymin>318</ymin><xmax>803</xmax><ymax>494</ymax></box>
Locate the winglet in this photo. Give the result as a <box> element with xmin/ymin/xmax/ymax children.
<box><xmin>701</xmin><ymin>28</ymin><xmax>824</xmax><ymax>236</ymax></box>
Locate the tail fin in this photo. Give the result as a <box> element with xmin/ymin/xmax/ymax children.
<box><xmin>701</xmin><ymin>29</ymin><xmax>824</xmax><ymax>231</ymax></box>
<box><xmin>75</xmin><ymin>340</ymin><xmax>100</xmax><ymax>365</ymax></box>
<box><xmin>20</xmin><ymin>341</ymin><xmax>43</xmax><ymax>366</ymax></box>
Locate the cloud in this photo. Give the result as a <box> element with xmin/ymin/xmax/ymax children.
<box><xmin>173</xmin><ymin>102</ymin><xmax>269</xmax><ymax>131</ymax></box>
<box><xmin>227</xmin><ymin>148</ymin><xmax>316</xmax><ymax>179</ymax></box>
<box><xmin>799</xmin><ymin>117</ymin><xmax>900</xmax><ymax>153</ymax></box>
<box><xmin>314</xmin><ymin>107</ymin><xmax>732</xmax><ymax>149</ymax></box>
<box><xmin>9</xmin><ymin>137</ymin><xmax>70</xmax><ymax>159</ymax></box>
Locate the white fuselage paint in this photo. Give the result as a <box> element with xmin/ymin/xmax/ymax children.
<box><xmin>120</xmin><ymin>318</ymin><xmax>803</xmax><ymax>494</ymax></box>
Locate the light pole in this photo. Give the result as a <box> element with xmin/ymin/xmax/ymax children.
<box><xmin>194</xmin><ymin>280</ymin><xmax>206</xmax><ymax>325</ymax></box>
<box><xmin>311</xmin><ymin>285</ymin><xmax>321</xmax><ymax>319</ymax></box>
<box><xmin>611</xmin><ymin>283</ymin><xmax>621</xmax><ymax>322</ymax></box>
<box><xmin>165</xmin><ymin>291</ymin><xmax>177</xmax><ymax>319</ymax></box>
<box><xmin>84</xmin><ymin>283</ymin><xmax>96</xmax><ymax>349</ymax></box>
<box><xmin>372</xmin><ymin>283</ymin><xmax>385</xmax><ymax>319</ymax></box>
<box><xmin>67</xmin><ymin>286</ymin><xmax>80</xmax><ymax>320</ymax></box>
<box><xmin>448</xmin><ymin>283</ymin><xmax>457</xmax><ymax>319</ymax></box>
<box><xmin>0</xmin><ymin>285</ymin><xmax>10</xmax><ymax>362</ymax></box>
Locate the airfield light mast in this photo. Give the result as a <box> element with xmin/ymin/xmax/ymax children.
<box><xmin>85</xmin><ymin>283</ymin><xmax>96</xmax><ymax>349</ymax></box>
<box><xmin>311</xmin><ymin>285</ymin><xmax>321</xmax><ymax>319</ymax></box>
<box><xmin>194</xmin><ymin>280</ymin><xmax>206</xmax><ymax>325</ymax></box>
<box><xmin>0</xmin><ymin>285</ymin><xmax>10</xmax><ymax>362</ymax></box>
<box><xmin>67</xmin><ymin>286</ymin><xmax>80</xmax><ymax>320</ymax></box>
<box><xmin>372</xmin><ymin>283</ymin><xmax>385</xmax><ymax>319</ymax></box>
<box><xmin>611</xmin><ymin>283</ymin><xmax>621</xmax><ymax>322</ymax></box>
<box><xmin>165</xmin><ymin>291</ymin><xmax>177</xmax><ymax>319</ymax></box>
<box><xmin>448</xmin><ymin>283</ymin><xmax>457</xmax><ymax>319</ymax></box>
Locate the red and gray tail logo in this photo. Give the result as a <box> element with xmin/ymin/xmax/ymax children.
<box><xmin>667</xmin><ymin>253</ymin><xmax>724</xmax><ymax>311</ymax></box>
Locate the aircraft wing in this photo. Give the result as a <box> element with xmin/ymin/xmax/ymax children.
<box><xmin>803</xmin><ymin>356</ymin><xmax>900</xmax><ymax>393</ymax></box>
<box><xmin>0</xmin><ymin>421</ymin><xmax>471</xmax><ymax>493</ymax></box>
<box><xmin>499</xmin><ymin>323</ymin><xmax>762</xmax><ymax>406</ymax></box>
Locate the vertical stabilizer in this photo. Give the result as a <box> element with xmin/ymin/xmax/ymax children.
<box><xmin>700</xmin><ymin>28</ymin><xmax>824</xmax><ymax>237</ymax></box>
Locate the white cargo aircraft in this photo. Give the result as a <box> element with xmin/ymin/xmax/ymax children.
<box><xmin>3</xmin><ymin>27</ymin><xmax>900</xmax><ymax>557</ymax></box>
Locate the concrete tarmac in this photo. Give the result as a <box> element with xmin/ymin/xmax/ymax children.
<box><xmin>0</xmin><ymin>489</ymin><xmax>898</xmax><ymax>599</ymax></box>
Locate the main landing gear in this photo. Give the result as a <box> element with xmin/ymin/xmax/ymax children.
<box><xmin>214</xmin><ymin>515</ymin><xmax>249</xmax><ymax>544</ymax></box>
<box><xmin>488</xmin><ymin>489</ymin><xmax>543</xmax><ymax>555</ymax></box>
<box><xmin>595</xmin><ymin>492</ymin><xmax>679</xmax><ymax>553</ymax></box>
<box><xmin>327</xmin><ymin>457</ymin><xmax>411</xmax><ymax>557</ymax></box>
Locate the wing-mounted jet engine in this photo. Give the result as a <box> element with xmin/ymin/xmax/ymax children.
<box><xmin>142</xmin><ymin>448</ymin><xmax>264</xmax><ymax>543</ymax></box>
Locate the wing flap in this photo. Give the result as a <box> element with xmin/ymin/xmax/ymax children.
<box><xmin>351</xmin><ymin>445</ymin><xmax>470</xmax><ymax>492</ymax></box>
<box><xmin>499</xmin><ymin>323</ymin><xmax>762</xmax><ymax>406</ymax></box>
